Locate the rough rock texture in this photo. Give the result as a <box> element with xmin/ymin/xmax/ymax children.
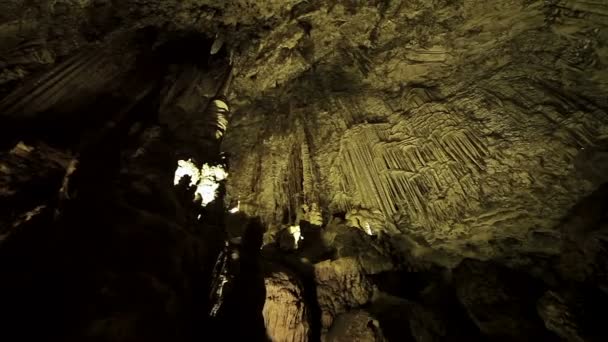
<box><xmin>0</xmin><ymin>0</ymin><xmax>91</xmax><ymax>95</ymax></box>
<box><xmin>222</xmin><ymin>0</ymin><xmax>608</xmax><ymax>266</ymax></box>
<box><xmin>555</xmin><ymin>182</ymin><xmax>608</xmax><ymax>289</ymax></box>
<box><xmin>326</xmin><ymin>310</ymin><xmax>385</xmax><ymax>342</ymax></box>
<box><xmin>3</xmin><ymin>0</ymin><xmax>607</xmax><ymax>268</ymax></box>
<box><xmin>1</xmin><ymin>1</ymin><xmax>608</xmax><ymax>342</ymax></box>
<box><xmin>0</xmin><ymin>24</ymin><xmax>229</xmax><ymax>341</ymax></box>
<box><xmin>326</xmin><ymin>221</ymin><xmax>395</xmax><ymax>275</ymax></box>
<box><xmin>453</xmin><ymin>259</ymin><xmax>556</xmax><ymax>341</ymax></box>
<box><xmin>368</xmin><ymin>288</ymin><xmax>485</xmax><ymax>342</ymax></box>
<box><xmin>535</xmin><ymin>287</ymin><xmax>608</xmax><ymax>342</ymax></box>
<box><xmin>314</xmin><ymin>257</ymin><xmax>374</xmax><ymax>331</ymax></box>
<box><xmin>0</xmin><ymin>141</ymin><xmax>71</xmax><ymax>237</ymax></box>
<box><xmin>263</xmin><ymin>270</ymin><xmax>310</xmax><ymax>342</ymax></box>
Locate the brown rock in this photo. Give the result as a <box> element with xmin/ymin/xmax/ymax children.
<box><xmin>453</xmin><ymin>259</ymin><xmax>555</xmax><ymax>341</ymax></box>
<box><xmin>314</xmin><ymin>257</ymin><xmax>373</xmax><ymax>330</ymax></box>
<box><xmin>263</xmin><ymin>271</ymin><xmax>310</xmax><ymax>342</ymax></box>
<box><xmin>326</xmin><ymin>310</ymin><xmax>385</xmax><ymax>342</ymax></box>
<box><xmin>537</xmin><ymin>291</ymin><xmax>585</xmax><ymax>342</ymax></box>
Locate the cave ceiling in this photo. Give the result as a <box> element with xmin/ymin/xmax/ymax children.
<box><xmin>1</xmin><ymin>0</ymin><xmax>608</xmax><ymax>266</ymax></box>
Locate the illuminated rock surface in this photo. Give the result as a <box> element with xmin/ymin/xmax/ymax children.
<box><xmin>326</xmin><ymin>310</ymin><xmax>385</xmax><ymax>342</ymax></box>
<box><xmin>1</xmin><ymin>0</ymin><xmax>608</xmax><ymax>341</ymax></box>
<box><xmin>314</xmin><ymin>257</ymin><xmax>374</xmax><ymax>333</ymax></box>
<box><xmin>263</xmin><ymin>270</ymin><xmax>310</xmax><ymax>342</ymax></box>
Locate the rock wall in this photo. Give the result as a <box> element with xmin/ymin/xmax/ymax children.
<box><xmin>263</xmin><ymin>270</ymin><xmax>310</xmax><ymax>342</ymax></box>
<box><xmin>222</xmin><ymin>0</ymin><xmax>608</xmax><ymax>264</ymax></box>
<box><xmin>1</xmin><ymin>1</ymin><xmax>608</xmax><ymax>342</ymax></box>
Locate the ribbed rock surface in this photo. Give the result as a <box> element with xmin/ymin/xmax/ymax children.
<box><xmin>0</xmin><ymin>0</ymin><xmax>98</xmax><ymax>96</ymax></box>
<box><xmin>537</xmin><ymin>290</ymin><xmax>586</xmax><ymax>342</ymax></box>
<box><xmin>263</xmin><ymin>271</ymin><xmax>310</xmax><ymax>342</ymax></box>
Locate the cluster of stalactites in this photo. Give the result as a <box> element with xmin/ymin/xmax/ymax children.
<box><xmin>279</xmin><ymin>124</ymin><xmax>323</xmax><ymax>227</ymax></box>
<box><xmin>333</xmin><ymin>111</ymin><xmax>489</xmax><ymax>229</ymax></box>
<box><xmin>173</xmin><ymin>159</ymin><xmax>228</xmax><ymax>207</ymax></box>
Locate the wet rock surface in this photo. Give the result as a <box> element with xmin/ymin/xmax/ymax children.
<box><xmin>221</xmin><ymin>0</ymin><xmax>608</xmax><ymax>266</ymax></box>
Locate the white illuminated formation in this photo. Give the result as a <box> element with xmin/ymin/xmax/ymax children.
<box><xmin>173</xmin><ymin>159</ymin><xmax>200</xmax><ymax>186</ymax></box>
<box><xmin>197</xmin><ymin>163</ymin><xmax>228</xmax><ymax>205</ymax></box>
<box><xmin>229</xmin><ymin>200</ymin><xmax>240</xmax><ymax>213</ymax></box>
<box><xmin>174</xmin><ymin>159</ymin><xmax>228</xmax><ymax>207</ymax></box>
<box><xmin>288</xmin><ymin>225</ymin><xmax>303</xmax><ymax>249</ymax></box>
<box><xmin>363</xmin><ymin>222</ymin><xmax>373</xmax><ymax>236</ymax></box>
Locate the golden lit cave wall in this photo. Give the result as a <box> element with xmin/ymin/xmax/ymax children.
<box><xmin>330</xmin><ymin>109</ymin><xmax>488</xmax><ymax>230</ymax></box>
<box><xmin>220</xmin><ymin>0</ymin><xmax>608</xmax><ymax>245</ymax></box>
<box><xmin>325</xmin><ymin>83</ymin><xmax>606</xmax><ymax>236</ymax></box>
<box><xmin>224</xmin><ymin>76</ymin><xmax>607</xmax><ymax>249</ymax></box>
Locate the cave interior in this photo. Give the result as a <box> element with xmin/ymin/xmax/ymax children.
<box><xmin>1</xmin><ymin>1</ymin><xmax>608</xmax><ymax>341</ymax></box>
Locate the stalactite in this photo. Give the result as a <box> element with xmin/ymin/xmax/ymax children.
<box><xmin>300</xmin><ymin>133</ymin><xmax>314</xmax><ymax>203</ymax></box>
<box><xmin>333</xmin><ymin>106</ymin><xmax>489</xmax><ymax>229</ymax></box>
<box><xmin>282</xmin><ymin>141</ymin><xmax>304</xmax><ymax>223</ymax></box>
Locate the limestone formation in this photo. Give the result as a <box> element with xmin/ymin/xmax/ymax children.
<box><xmin>222</xmin><ymin>0</ymin><xmax>608</xmax><ymax>264</ymax></box>
<box><xmin>453</xmin><ymin>259</ymin><xmax>556</xmax><ymax>341</ymax></box>
<box><xmin>314</xmin><ymin>257</ymin><xmax>374</xmax><ymax>331</ymax></box>
<box><xmin>263</xmin><ymin>271</ymin><xmax>310</xmax><ymax>342</ymax></box>
<box><xmin>326</xmin><ymin>310</ymin><xmax>385</xmax><ymax>342</ymax></box>
<box><xmin>1</xmin><ymin>0</ymin><xmax>608</xmax><ymax>341</ymax></box>
<box><xmin>537</xmin><ymin>290</ymin><xmax>586</xmax><ymax>342</ymax></box>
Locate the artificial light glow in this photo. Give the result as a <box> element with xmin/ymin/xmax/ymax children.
<box><xmin>228</xmin><ymin>200</ymin><xmax>240</xmax><ymax>213</ymax></box>
<box><xmin>213</xmin><ymin>99</ymin><xmax>229</xmax><ymax>112</ymax></box>
<box><xmin>197</xmin><ymin>164</ymin><xmax>228</xmax><ymax>206</ymax></box>
<box><xmin>10</xmin><ymin>142</ymin><xmax>34</xmax><ymax>155</ymax></box>
<box><xmin>174</xmin><ymin>159</ymin><xmax>228</xmax><ymax>207</ymax></box>
<box><xmin>174</xmin><ymin>159</ymin><xmax>200</xmax><ymax>186</ymax></box>
<box><xmin>288</xmin><ymin>225</ymin><xmax>303</xmax><ymax>249</ymax></box>
<box><xmin>364</xmin><ymin>222</ymin><xmax>373</xmax><ymax>236</ymax></box>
